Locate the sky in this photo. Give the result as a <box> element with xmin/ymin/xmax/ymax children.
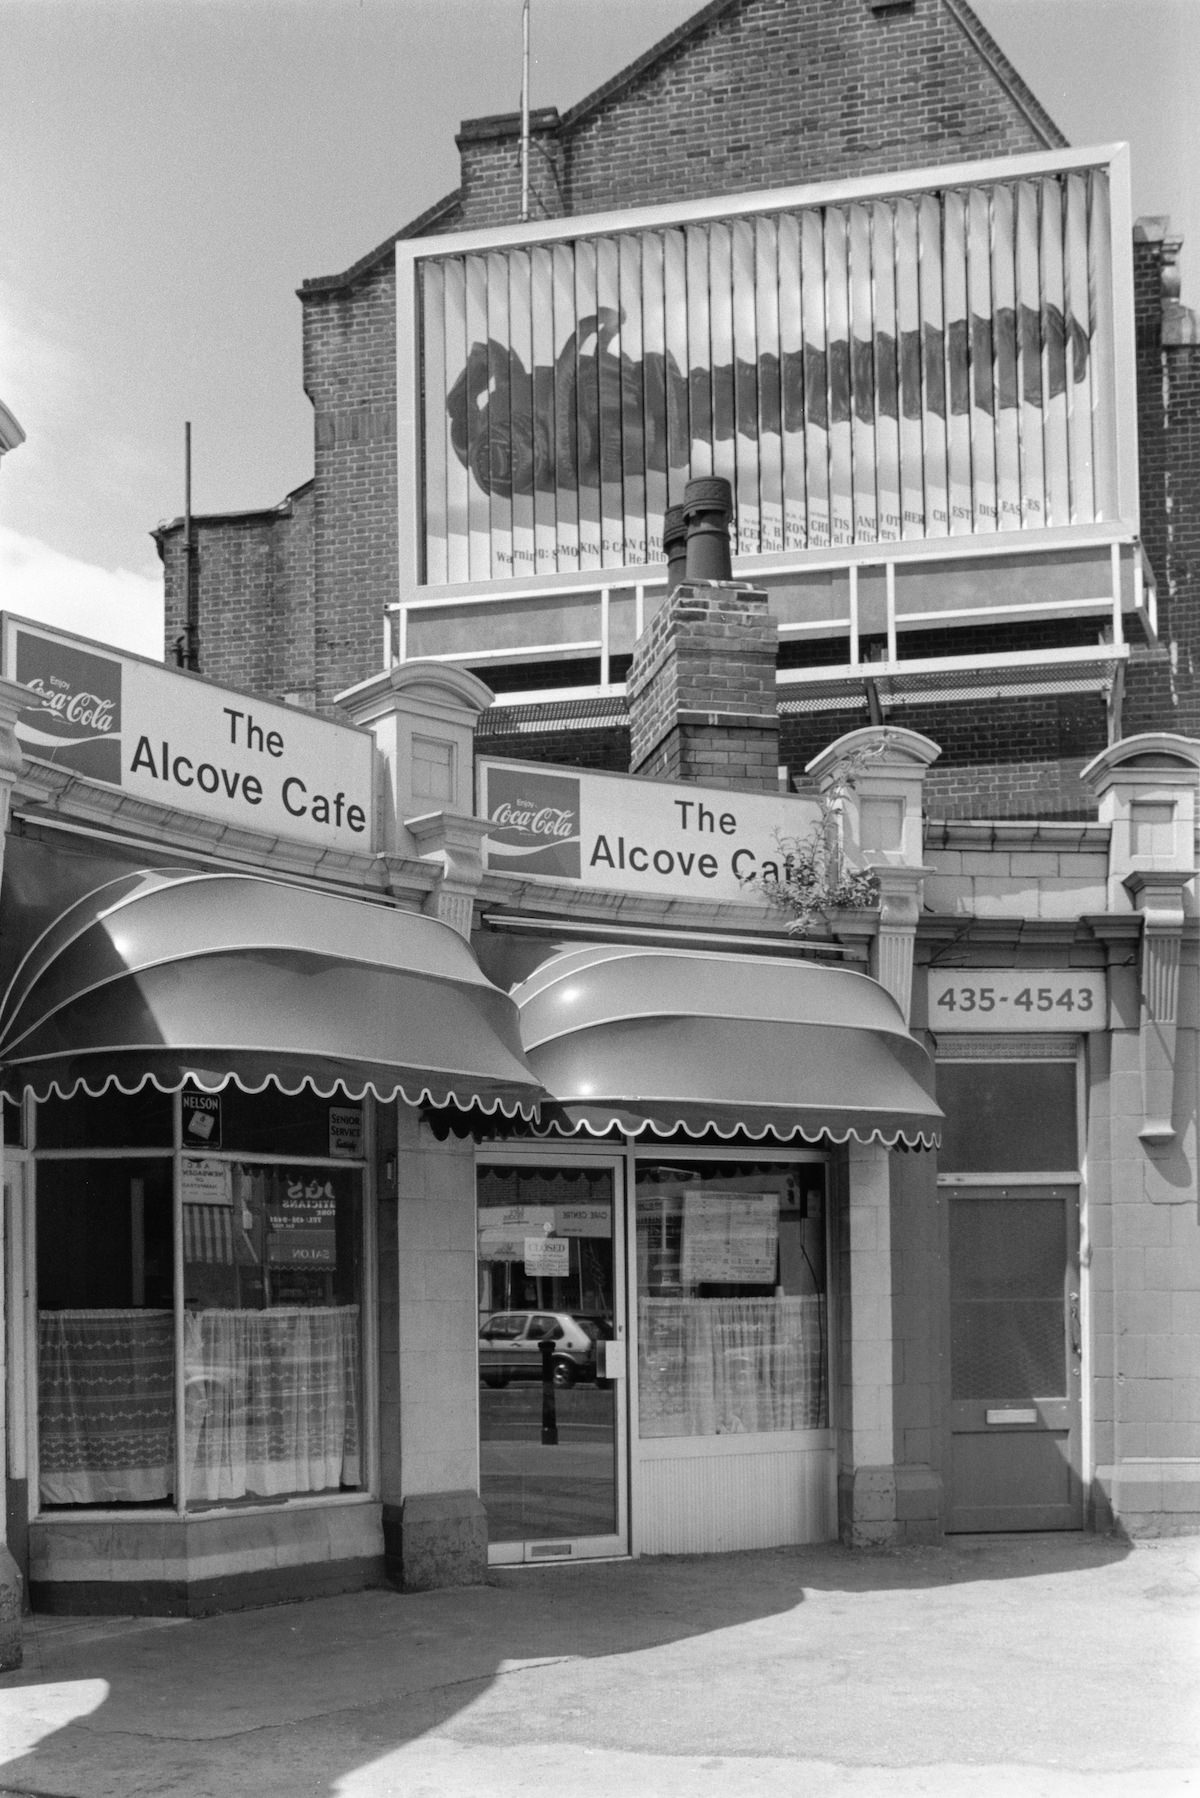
<box><xmin>1</xmin><ymin>0</ymin><xmax>1195</xmax><ymax>660</ymax></box>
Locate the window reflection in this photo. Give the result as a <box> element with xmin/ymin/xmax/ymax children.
<box><xmin>636</xmin><ymin>1161</ymin><xmax>828</xmax><ymax>1439</ymax></box>
<box><xmin>183</xmin><ymin>1163</ymin><xmax>362</xmax><ymax>1502</ymax></box>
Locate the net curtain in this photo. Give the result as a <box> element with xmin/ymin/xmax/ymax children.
<box><xmin>637</xmin><ymin>1295</ymin><xmax>826</xmax><ymax>1438</ymax></box>
<box><xmin>37</xmin><ymin>1305</ymin><xmax>361</xmax><ymax>1505</ymax></box>
<box><xmin>183</xmin><ymin>1305</ymin><xmax>361</xmax><ymax>1502</ymax></box>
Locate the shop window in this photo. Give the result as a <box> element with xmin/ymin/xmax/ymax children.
<box><xmin>635</xmin><ymin>1160</ymin><xmax>828</xmax><ymax>1439</ymax></box>
<box><xmin>2</xmin><ymin>1094</ymin><xmax>24</xmax><ymax>1145</ymax></box>
<box><xmin>184</xmin><ymin>1083</ymin><xmax>359</xmax><ymax>1159</ymax></box>
<box><xmin>32</xmin><ymin>1091</ymin><xmax>366</xmax><ymax>1514</ymax></box>
<box><xmin>36</xmin><ymin>1158</ymin><xmax>175</xmax><ymax>1505</ymax></box>
<box><xmin>37</xmin><ymin>1087</ymin><xmax>173</xmax><ymax>1150</ymax></box>
<box><xmin>183</xmin><ymin>1162</ymin><xmax>362</xmax><ymax>1503</ymax></box>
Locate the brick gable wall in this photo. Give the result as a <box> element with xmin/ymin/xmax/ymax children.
<box><xmin>289</xmin><ymin>0</ymin><xmax>1069</xmax><ymax>715</ymax></box>
<box><xmin>162</xmin><ymin>0</ymin><xmax>1198</xmax><ymax>820</ymax></box>
<box><xmin>156</xmin><ymin>483</ymin><xmax>314</xmax><ymax>703</ymax></box>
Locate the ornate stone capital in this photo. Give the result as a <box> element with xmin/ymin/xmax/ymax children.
<box><xmin>404</xmin><ymin>811</ymin><xmax>488</xmax><ymax>939</ymax></box>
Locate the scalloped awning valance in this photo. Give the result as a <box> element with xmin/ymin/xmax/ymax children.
<box><xmin>512</xmin><ymin>944</ymin><xmax>941</xmax><ymax>1149</ymax></box>
<box><xmin>0</xmin><ymin>865</ymin><xmax>542</xmax><ymax>1116</ymax></box>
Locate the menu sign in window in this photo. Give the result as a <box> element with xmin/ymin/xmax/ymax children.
<box><xmin>680</xmin><ymin>1193</ymin><xmax>780</xmax><ymax>1286</ymax></box>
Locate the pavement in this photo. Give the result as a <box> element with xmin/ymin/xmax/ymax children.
<box><xmin>1</xmin><ymin>1533</ymin><xmax>1198</xmax><ymax>1798</ymax></box>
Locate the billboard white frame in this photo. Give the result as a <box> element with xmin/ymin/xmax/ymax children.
<box><xmin>394</xmin><ymin>146</ymin><xmax>1138</xmax><ymax>697</ymax></box>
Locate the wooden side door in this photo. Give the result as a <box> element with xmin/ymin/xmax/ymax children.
<box><xmin>946</xmin><ymin>1181</ymin><xmax>1082</xmax><ymax>1531</ymax></box>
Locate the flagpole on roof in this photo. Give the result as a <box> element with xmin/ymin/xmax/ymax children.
<box><xmin>520</xmin><ymin>0</ymin><xmax>531</xmax><ymax>222</ymax></box>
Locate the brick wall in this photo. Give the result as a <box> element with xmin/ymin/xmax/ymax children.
<box><xmin>155</xmin><ymin>483</ymin><xmax>314</xmax><ymax>703</ymax></box>
<box><xmin>1125</xmin><ymin>231</ymin><xmax>1200</xmax><ymax>740</ymax></box>
<box><xmin>170</xmin><ymin>0</ymin><xmax>1199</xmax><ymax>791</ymax></box>
<box><xmin>272</xmin><ymin>0</ymin><xmax>1066</xmax><ymax>713</ymax></box>
<box><xmin>303</xmin><ymin>260</ymin><xmax>399</xmax><ymax>712</ymax></box>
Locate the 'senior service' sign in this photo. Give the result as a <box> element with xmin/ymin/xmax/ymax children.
<box><xmin>3</xmin><ymin>617</ymin><xmax>375</xmax><ymax>852</ymax></box>
<box><xmin>478</xmin><ymin>756</ymin><xmax>822</xmax><ymax>904</ymax></box>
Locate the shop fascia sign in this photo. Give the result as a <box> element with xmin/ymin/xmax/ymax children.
<box><xmin>2</xmin><ymin>616</ymin><xmax>375</xmax><ymax>852</ymax></box>
<box><xmin>477</xmin><ymin>756</ymin><xmax>822</xmax><ymax>904</ymax></box>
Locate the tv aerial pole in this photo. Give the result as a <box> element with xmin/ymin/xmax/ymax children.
<box><xmin>520</xmin><ymin>0</ymin><xmax>531</xmax><ymax>222</ymax></box>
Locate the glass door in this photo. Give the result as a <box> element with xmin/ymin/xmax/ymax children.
<box><xmin>476</xmin><ymin>1154</ymin><xmax>627</xmax><ymax>1563</ymax></box>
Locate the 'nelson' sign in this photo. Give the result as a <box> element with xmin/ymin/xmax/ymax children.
<box><xmin>3</xmin><ymin>617</ymin><xmax>376</xmax><ymax>852</ymax></box>
<box><xmin>478</xmin><ymin>756</ymin><xmax>821</xmax><ymax>904</ymax></box>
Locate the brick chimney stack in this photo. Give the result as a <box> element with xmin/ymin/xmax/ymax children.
<box><xmin>627</xmin><ymin>479</ymin><xmax>780</xmax><ymax>792</ymax></box>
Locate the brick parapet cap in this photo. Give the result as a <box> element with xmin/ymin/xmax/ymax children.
<box><xmin>456</xmin><ymin>107</ymin><xmax>560</xmax><ymax>145</ymax></box>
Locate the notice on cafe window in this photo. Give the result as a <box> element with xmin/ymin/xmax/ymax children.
<box><xmin>680</xmin><ymin>1193</ymin><xmax>779</xmax><ymax>1285</ymax></box>
<box><xmin>524</xmin><ymin>1235</ymin><xmax>570</xmax><ymax>1277</ymax></box>
<box><xmin>181</xmin><ymin>1158</ymin><xmax>232</xmax><ymax>1208</ymax></box>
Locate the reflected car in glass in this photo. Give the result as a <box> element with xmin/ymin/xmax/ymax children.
<box><xmin>478</xmin><ymin>1310</ymin><xmax>606</xmax><ymax>1388</ymax></box>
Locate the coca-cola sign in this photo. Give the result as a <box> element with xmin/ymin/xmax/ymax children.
<box><xmin>14</xmin><ymin>630</ymin><xmax>122</xmax><ymax>782</ymax></box>
<box><xmin>479</xmin><ymin>755</ymin><xmax>825</xmax><ymax>905</ymax></box>
<box><xmin>484</xmin><ymin>767</ymin><xmax>581</xmax><ymax>878</ymax></box>
<box><xmin>3</xmin><ymin>616</ymin><xmax>376</xmax><ymax>852</ymax></box>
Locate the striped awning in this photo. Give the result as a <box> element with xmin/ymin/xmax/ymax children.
<box><xmin>182</xmin><ymin>1204</ymin><xmax>235</xmax><ymax>1265</ymax></box>
<box><xmin>0</xmin><ymin>863</ymin><xmax>543</xmax><ymax>1117</ymax></box>
<box><xmin>512</xmin><ymin>944</ymin><xmax>941</xmax><ymax>1149</ymax></box>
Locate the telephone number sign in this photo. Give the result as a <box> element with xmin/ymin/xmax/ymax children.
<box><xmin>928</xmin><ymin>969</ymin><xmax>1105</xmax><ymax>1030</ymax></box>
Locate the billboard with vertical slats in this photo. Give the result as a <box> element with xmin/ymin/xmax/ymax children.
<box><xmin>404</xmin><ymin>151</ymin><xmax>1131</xmax><ymax>590</ymax></box>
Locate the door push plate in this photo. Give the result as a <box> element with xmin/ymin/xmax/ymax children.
<box><xmin>597</xmin><ymin>1339</ymin><xmax>627</xmax><ymax>1380</ymax></box>
<box><xmin>986</xmin><ymin>1407</ymin><xmax>1038</xmax><ymax>1425</ymax></box>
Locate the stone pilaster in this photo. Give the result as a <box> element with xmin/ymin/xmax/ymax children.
<box><xmin>336</xmin><ymin>661</ymin><xmax>493</xmax><ymax>858</ymax></box>
<box><xmin>384</xmin><ymin>1108</ymin><xmax>487</xmax><ymax>1589</ymax></box>
<box><xmin>838</xmin><ymin>1141</ymin><xmax>898</xmax><ymax>1545</ymax></box>
<box><xmin>808</xmin><ymin>726</ymin><xmax>940</xmax><ymax>1022</ymax></box>
<box><xmin>1123</xmin><ymin>870</ymin><xmax>1190</xmax><ymax>1146</ymax></box>
<box><xmin>1080</xmin><ymin>733</ymin><xmax>1200</xmax><ymax>1146</ymax></box>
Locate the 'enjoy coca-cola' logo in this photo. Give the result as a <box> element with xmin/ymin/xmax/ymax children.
<box><xmin>484</xmin><ymin>767</ymin><xmax>581</xmax><ymax>879</ymax></box>
<box><xmin>14</xmin><ymin>631</ymin><xmax>123</xmax><ymax>784</ymax></box>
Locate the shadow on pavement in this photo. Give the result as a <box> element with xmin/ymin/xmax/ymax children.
<box><xmin>0</xmin><ymin>1533</ymin><xmax>1142</xmax><ymax>1798</ymax></box>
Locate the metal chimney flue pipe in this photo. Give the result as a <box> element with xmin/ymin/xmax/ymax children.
<box><xmin>662</xmin><ymin>503</ymin><xmax>688</xmax><ymax>593</ymax></box>
<box><xmin>682</xmin><ymin>476</ymin><xmax>733</xmax><ymax>583</ymax></box>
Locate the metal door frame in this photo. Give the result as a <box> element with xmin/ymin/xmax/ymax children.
<box><xmin>474</xmin><ymin>1143</ymin><xmax>629</xmax><ymax>1565</ymax></box>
